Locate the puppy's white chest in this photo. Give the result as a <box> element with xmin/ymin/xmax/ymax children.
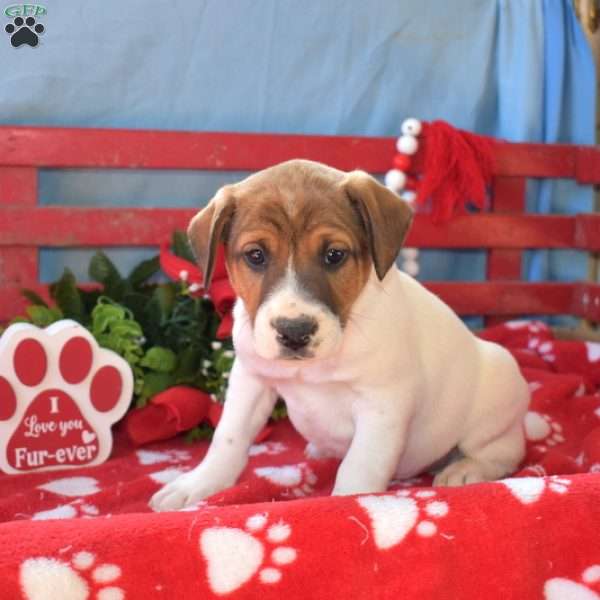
<box><xmin>274</xmin><ymin>379</ymin><xmax>356</xmax><ymax>457</ymax></box>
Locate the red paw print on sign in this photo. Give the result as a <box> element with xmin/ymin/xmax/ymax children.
<box><xmin>0</xmin><ymin>321</ymin><xmax>133</xmax><ymax>474</ymax></box>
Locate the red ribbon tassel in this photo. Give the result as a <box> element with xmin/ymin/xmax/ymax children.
<box><xmin>415</xmin><ymin>121</ymin><xmax>495</xmax><ymax>223</ymax></box>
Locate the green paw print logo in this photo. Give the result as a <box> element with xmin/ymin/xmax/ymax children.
<box><xmin>4</xmin><ymin>4</ymin><xmax>46</xmax><ymax>47</ymax></box>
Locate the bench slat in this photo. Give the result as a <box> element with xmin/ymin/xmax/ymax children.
<box><xmin>2</xmin><ymin>207</ymin><xmax>599</xmax><ymax>249</ymax></box>
<box><xmin>0</xmin><ymin>281</ymin><xmax>581</xmax><ymax>323</ymax></box>
<box><xmin>0</xmin><ymin>126</ymin><xmax>599</xmax><ymax>181</ymax></box>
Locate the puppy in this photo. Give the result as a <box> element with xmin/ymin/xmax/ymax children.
<box><xmin>150</xmin><ymin>159</ymin><xmax>529</xmax><ymax>511</ymax></box>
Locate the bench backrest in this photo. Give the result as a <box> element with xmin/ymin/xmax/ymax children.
<box><xmin>1</xmin><ymin>126</ymin><xmax>600</xmax><ymax>324</ymax></box>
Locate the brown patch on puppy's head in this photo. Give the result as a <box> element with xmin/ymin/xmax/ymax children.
<box><xmin>187</xmin><ymin>160</ymin><xmax>412</xmax><ymax>360</ymax></box>
<box><xmin>342</xmin><ymin>170</ymin><xmax>413</xmax><ymax>280</ymax></box>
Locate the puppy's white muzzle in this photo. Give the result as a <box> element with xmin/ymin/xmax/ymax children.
<box><xmin>253</xmin><ymin>271</ymin><xmax>343</xmax><ymax>361</ymax></box>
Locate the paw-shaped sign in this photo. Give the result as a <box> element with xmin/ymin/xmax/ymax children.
<box><xmin>0</xmin><ymin>320</ymin><xmax>133</xmax><ymax>474</ymax></box>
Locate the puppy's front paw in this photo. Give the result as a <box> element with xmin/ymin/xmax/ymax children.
<box><xmin>150</xmin><ymin>471</ymin><xmax>223</xmax><ymax>512</ymax></box>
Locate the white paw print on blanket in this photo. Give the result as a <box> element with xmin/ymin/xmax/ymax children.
<box><xmin>536</xmin><ymin>340</ymin><xmax>556</xmax><ymax>362</ymax></box>
<box><xmin>248</xmin><ymin>442</ymin><xmax>287</xmax><ymax>457</ymax></box>
<box><xmin>254</xmin><ymin>463</ymin><xmax>317</xmax><ymax>497</ymax></box>
<box><xmin>505</xmin><ymin>320</ymin><xmax>546</xmax><ymax>333</ymax></box>
<box><xmin>20</xmin><ymin>550</ymin><xmax>124</xmax><ymax>600</ymax></box>
<box><xmin>32</xmin><ymin>499</ymin><xmax>100</xmax><ymax>521</ymax></box>
<box><xmin>585</xmin><ymin>342</ymin><xmax>600</xmax><ymax>363</ymax></box>
<box><xmin>136</xmin><ymin>449</ymin><xmax>191</xmax><ymax>466</ymax></box>
<box><xmin>31</xmin><ymin>477</ymin><xmax>101</xmax><ymax>520</ymax></box>
<box><xmin>501</xmin><ymin>476</ymin><xmax>571</xmax><ymax>505</ymax></box>
<box><xmin>200</xmin><ymin>513</ymin><xmax>297</xmax><ymax>595</ymax></box>
<box><xmin>545</xmin><ymin>564</ymin><xmax>600</xmax><ymax>599</ymax></box>
<box><xmin>148</xmin><ymin>466</ymin><xmax>189</xmax><ymax>485</ymax></box>
<box><xmin>38</xmin><ymin>476</ymin><xmax>100</xmax><ymax>497</ymax></box>
<box><xmin>524</xmin><ymin>411</ymin><xmax>565</xmax><ymax>452</ymax></box>
<box><xmin>357</xmin><ymin>489</ymin><xmax>449</xmax><ymax>550</ymax></box>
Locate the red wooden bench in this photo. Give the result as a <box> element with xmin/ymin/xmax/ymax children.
<box><xmin>1</xmin><ymin>126</ymin><xmax>600</xmax><ymax>326</ymax></box>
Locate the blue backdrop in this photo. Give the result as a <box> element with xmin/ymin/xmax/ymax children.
<box><xmin>0</xmin><ymin>0</ymin><xmax>594</xmax><ymax>294</ymax></box>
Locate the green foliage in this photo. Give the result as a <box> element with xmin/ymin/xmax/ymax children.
<box><xmin>90</xmin><ymin>300</ymin><xmax>146</xmax><ymax>396</ymax></box>
<box><xmin>89</xmin><ymin>252</ymin><xmax>127</xmax><ymax>299</ymax></box>
<box><xmin>139</xmin><ymin>371</ymin><xmax>175</xmax><ymax>407</ymax></box>
<box><xmin>172</xmin><ymin>229</ymin><xmax>196</xmax><ymax>263</ymax></box>
<box><xmin>271</xmin><ymin>400</ymin><xmax>288</xmax><ymax>421</ymax></box>
<box><xmin>185</xmin><ymin>422</ymin><xmax>215</xmax><ymax>443</ymax></box>
<box><xmin>21</xmin><ymin>289</ymin><xmax>49</xmax><ymax>308</ymax></box>
<box><xmin>50</xmin><ymin>269</ymin><xmax>86</xmax><ymax>322</ymax></box>
<box><xmin>140</xmin><ymin>346</ymin><xmax>177</xmax><ymax>373</ymax></box>
<box><xmin>0</xmin><ymin>231</ymin><xmax>268</xmax><ymax>440</ymax></box>
<box><xmin>26</xmin><ymin>305</ymin><xmax>63</xmax><ymax>328</ymax></box>
<box><xmin>127</xmin><ymin>256</ymin><xmax>161</xmax><ymax>289</ymax></box>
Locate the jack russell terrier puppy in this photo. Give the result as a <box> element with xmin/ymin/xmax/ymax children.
<box><xmin>151</xmin><ymin>159</ymin><xmax>529</xmax><ymax>512</ymax></box>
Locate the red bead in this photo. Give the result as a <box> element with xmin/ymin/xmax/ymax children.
<box><xmin>393</xmin><ymin>154</ymin><xmax>411</xmax><ymax>171</ymax></box>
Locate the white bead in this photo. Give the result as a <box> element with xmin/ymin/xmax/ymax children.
<box><xmin>396</xmin><ymin>135</ymin><xmax>419</xmax><ymax>155</ymax></box>
<box><xmin>401</xmin><ymin>118</ymin><xmax>422</xmax><ymax>136</ymax></box>
<box><xmin>401</xmin><ymin>248</ymin><xmax>419</xmax><ymax>260</ymax></box>
<box><xmin>403</xmin><ymin>259</ymin><xmax>420</xmax><ymax>276</ymax></box>
<box><xmin>401</xmin><ymin>190</ymin><xmax>417</xmax><ymax>204</ymax></box>
<box><xmin>384</xmin><ymin>169</ymin><xmax>407</xmax><ymax>191</ymax></box>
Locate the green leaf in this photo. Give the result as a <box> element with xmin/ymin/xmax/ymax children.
<box><xmin>128</xmin><ymin>256</ymin><xmax>160</xmax><ymax>289</ymax></box>
<box><xmin>140</xmin><ymin>346</ymin><xmax>177</xmax><ymax>373</ymax></box>
<box><xmin>122</xmin><ymin>292</ymin><xmax>151</xmax><ymax>320</ymax></box>
<box><xmin>133</xmin><ymin>365</ymin><xmax>145</xmax><ymax>398</ymax></box>
<box><xmin>9</xmin><ymin>316</ymin><xmax>29</xmax><ymax>325</ymax></box>
<box><xmin>26</xmin><ymin>305</ymin><xmax>61</xmax><ymax>327</ymax></box>
<box><xmin>110</xmin><ymin>320</ymin><xmax>144</xmax><ymax>339</ymax></box>
<box><xmin>185</xmin><ymin>423</ymin><xmax>214</xmax><ymax>443</ymax></box>
<box><xmin>172</xmin><ymin>230</ymin><xmax>196</xmax><ymax>263</ymax></box>
<box><xmin>214</xmin><ymin>351</ymin><xmax>234</xmax><ymax>373</ymax></box>
<box><xmin>139</xmin><ymin>371</ymin><xmax>175</xmax><ymax>403</ymax></box>
<box><xmin>271</xmin><ymin>400</ymin><xmax>288</xmax><ymax>421</ymax></box>
<box><xmin>205</xmin><ymin>303</ymin><xmax>222</xmax><ymax>339</ymax></box>
<box><xmin>21</xmin><ymin>289</ymin><xmax>49</xmax><ymax>307</ymax></box>
<box><xmin>50</xmin><ymin>269</ymin><xmax>86</xmax><ymax>322</ymax></box>
<box><xmin>90</xmin><ymin>303</ymin><xmax>127</xmax><ymax>336</ymax></box>
<box><xmin>143</xmin><ymin>286</ymin><xmax>176</xmax><ymax>346</ymax></box>
<box><xmin>89</xmin><ymin>252</ymin><xmax>127</xmax><ymax>299</ymax></box>
<box><xmin>80</xmin><ymin>289</ymin><xmax>103</xmax><ymax>315</ymax></box>
<box><xmin>153</xmin><ymin>285</ymin><xmax>176</xmax><ymax>319</ymax></box>
<box><xmin>174</xmin><ymin>345</ymin><xmax>203</xmax><ymax>382</ymax></box>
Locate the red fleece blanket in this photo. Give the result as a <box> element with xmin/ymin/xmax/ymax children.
<box><xmin>1</xmin><ymin>321</ymin><xmax>600</xmax><ymax>600</ymax></box>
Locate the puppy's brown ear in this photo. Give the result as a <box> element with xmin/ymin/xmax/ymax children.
<box><xmin>187</xmin><ymin>186</ymin><xmax>236</xmax><ymax>288</ymax></box>
<box><xmin>343</xmin><ymin>171</ymin><xmax>413</xmax><ymax>280</ymax></box>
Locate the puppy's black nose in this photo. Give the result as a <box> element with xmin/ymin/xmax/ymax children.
<box><xmin>272</xmin><ymin>316</ymin><xmax>318</xmax><ymax>351</ymax></box>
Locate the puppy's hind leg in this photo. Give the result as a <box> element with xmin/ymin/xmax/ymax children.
<box><xmin>433</xmin><ymin>352</ymin><xmax>529</xmax><ymax>486</ymax></box>
<box><xmin>435</xmin><ymin>344</ymin><xmax>529</xmax><ymax>487</ymax></box>
<box><xmin>433</xmin><ymin>421</ymin><xmax>526</xmax><ymax>486</ymax></box>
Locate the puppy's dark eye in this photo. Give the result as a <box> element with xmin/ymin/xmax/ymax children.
<box><xmin>324</xmin><ymin>248</ymin><xmax>347</xmax><ymax>267</ymax></box>
<box><xmin>244</xmin><ymin>246</ymin><xmax>267</xmax><ymax>269</ymax></box>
